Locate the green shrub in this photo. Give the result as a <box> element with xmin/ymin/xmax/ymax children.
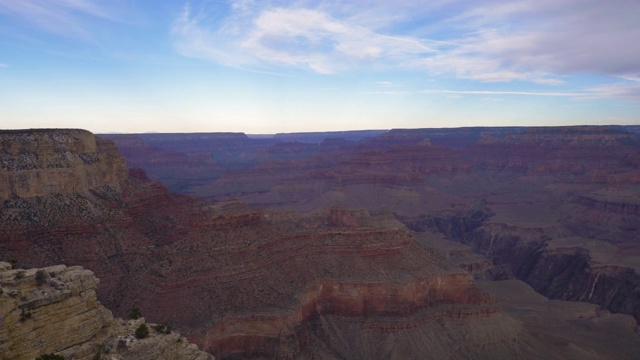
<box><xmin>35</xmin><ymin>269</ymin><xmax>48</xmax><ymax>286</ymax></box>
<box><xmin>135</xmin><ymin>323</ymin><xmax>149</xmax><ymax>339</ymax></box>
<box><xmin>19</xmin><ymin>308</ymin><xmax>32</xmax><ymax>322</ymax></box>
<box><xmin>35</xmin><ymin>354</ymin><xmax>65</xmax><ymax>360</ymax></box>
<box><xmin>14</xmin><ymin>270</ymin><xmax>25</xmax><ymax>280</ymax></box>
<box><xmin>128</xmin><ymin>308</ymin><xmax>141</xmax><ymax>320</ymax></box>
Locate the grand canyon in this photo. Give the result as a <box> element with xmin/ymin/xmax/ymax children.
<box><xmin>1</xmin><ymin>126</ymin><xmax>640</xmax><ymax>359</ymax></box>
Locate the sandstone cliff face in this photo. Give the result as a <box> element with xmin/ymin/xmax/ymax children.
<box><xmin>0</xmin><ymin>129</ymin><xmax>127</xmax><ymax>201</ymax></box>
<box><xmin>0</xmin><ymin>262</ymin><xmax>112</xmax><ymax>359</ymax></box>
<box><xmin>0</xmin><ymin>262</ymin><xmax>212</xmax><ymax>360</ymax></box>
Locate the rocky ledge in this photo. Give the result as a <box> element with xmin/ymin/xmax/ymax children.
<box><xmin>0</xmin><ymin>129</ymin><xmax>127</xmax><ymax>200</ymax></box>
<box><xmin>0</xmin><ymin>262</ymin><xmax>213</xmax><ymax>360</ymax></box>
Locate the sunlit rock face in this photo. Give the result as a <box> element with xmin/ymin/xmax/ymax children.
<box><xmin>0</xmin><ymin>262</ymin><xmax>213</xmax><ymax>360</ymax></box>
<box><xmin>0</xmin><ymin>129</ymin><xmax>127</xmax><ymax>200</ymax></box>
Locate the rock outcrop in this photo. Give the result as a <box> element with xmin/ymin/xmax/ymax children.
<box><xmin>0</xmin><ymin>129</ymin><xmax>127</xmax><ymax>200</ymax></box>
<box><xmin>0</xmin><ymin>262</ymin><xmax>212</xmax><ymax>360</ymax></box>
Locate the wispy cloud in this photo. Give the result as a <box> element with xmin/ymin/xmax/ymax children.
<box><xmin>585</xmin><ymin>82</ymin><xmax>640</xmax><ymax>102</ymax></box>
<box><xmin>360</xmin><ymin>91</ymin><xmax>411</xmax><ymax>95</ymax></box>
<box><xmin>0</xmin><ymin>63</ymin><xmax>7</xmax><ymax>68</ymax></box>
<box><xmin>171</xmin><ymin>0</ymin><xmax>640</xmax><ymax>97</ymax></box>
<box><xmin>376</xmin><ymin>81</ymin><xmax>403</xmax><ymax>88</ymax></box>
<box><xmin>172</xmin><ymin>1</ymin><xmax>435</xmax><ymax>74</ymax></box>
<box><xmin>0</xmin><ymin>0</ymin><xmax>117</xmax><ymax>39</ymax></box>
<box><xmin>243</xmin><ymin>8</ymin><xmax>435</xmax><ymax>73</ymax></box>
<box><xmin>363</xmin><ymin>85</ymin><xmax>640</xmax><ymax>101</ymax></box>
<box><xmin>422</xmin><ymin>0</ymin><xmax>640</xmax><ymax>83</ymax></box>
<box><xmin>421</xmin><ymin>89</ymin><xmax>584</xmax><ymax>97</ymax></box>
<box><xmin>421</xmin><ymin>83</ymin><xmax>640</xmax><ymax>102</ymax></box>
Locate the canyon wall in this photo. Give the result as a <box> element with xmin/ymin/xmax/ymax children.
<box><xmin>105</xmin><ymin>125</ymin><xmax>640</xmax><ymax>326</ymax></box>
<box><xmin>0</xmin><ymin>129</ymin><xmax>527</xmax><ymax>359</ymax></box>
<box><xmin>3</xmin><ymin>127</ymin><xmax>640</xmax><ymax>359</ymax></box>
<box><xmin>0</xmin><ymin>129</ymin><xmax>127</xmax><ymax>200</ymax></box>
<box><xmin>0</xmin><ymin>262</ymin><xmax>212</xmax><ymax>360</ymax></box>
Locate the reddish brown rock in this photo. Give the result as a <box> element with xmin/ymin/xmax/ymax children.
<box><xmin>4</xmin><ymin>127</ymin><xmax>640</xmax><ymax>359</ymax></box>
<box><xmin>0</xmin><ymin>129</ymin><xmax>522</xmax><ymax>359</ymax></box>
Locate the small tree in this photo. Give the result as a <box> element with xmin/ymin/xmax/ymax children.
<box><xmin>128</xmin><ymin>308</ymin><xmax>141</xmax><ymax>320</ymax></box>
<box><xmin>35</xmin><ymin>269</ymin><xmax>48</xmax><ymax>286</ymax></box>
<box><xmin>135</xmin><ymin>323</ymin><xmax>149</xmax><ymax>339</ymax></box>
<box><xmin>14</xmin><ymin>270</ymin><xmax>25</xmax><ymax>280</ymax></box>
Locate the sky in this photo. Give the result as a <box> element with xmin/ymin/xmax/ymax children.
<box><xmin>0</xmin><ymin>0</ymin><xmax>639</xmax><ymax>134</ymax></box>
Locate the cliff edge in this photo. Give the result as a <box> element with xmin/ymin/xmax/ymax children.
<box><xmin>0</xmin><ymin>129</ymin><xmax>127</xmax><ymax>200</ymax></box>
<box><xmin>0</xmin><ymin>262</ymin><xmax>213</xmax><ymax>360</ymax></box>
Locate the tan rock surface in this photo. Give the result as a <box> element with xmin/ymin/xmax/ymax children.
<box><xmin>0</xmin><ymin>129</ymin><xmax>127</xmax><ymax>200</ymax></box>
<box><xmin>0</xmin><ymin>262</ymin><xmax>212</xmax><ymax>360</ymax></box>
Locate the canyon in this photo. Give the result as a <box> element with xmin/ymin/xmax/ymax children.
<box><xmin>1</xmin><ymin>127</ymin><xmax>640</xmax><ymax>358</ymax></box>
<box><xmin>0</xmin><ymin>261</ymin><xmax>212</xmax><ymax>360</ymax></box>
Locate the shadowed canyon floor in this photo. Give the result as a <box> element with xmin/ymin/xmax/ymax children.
<box><xmin>1</xmin><ymin>127</ymin><xmax>640</xmax><ymax>359</ymax></box>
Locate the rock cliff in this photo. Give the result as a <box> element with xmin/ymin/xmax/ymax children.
<box><xmin>0</xmin><ymin>129</ymin><xmax>127</xmax><ymax>200</ymax></box>
<box><xmin>0</xmin><ymin>262</ymin><xmax>212</xmax><ymax>360</ymax></box>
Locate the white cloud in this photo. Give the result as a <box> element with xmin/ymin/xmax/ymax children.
<box><xmin>172</xmin><ymin>1</ymin><xmax>435</xmax><ymax>74</ymax></box>
<box><xmin>584</xmin><ymin>82</ymin><xmax>640</xmax><ymax>102</ymax></box>
<box><xmin>0</xmin><ymin>0</ymin><xmax>117</xmax><ymax>39</ymax></box>
<box><xmin>360</xmin><ymin>91</ymin><xmax>411</xmax><ymax>95</ymax></box>
<box><xmin>421</xmin><ymin>82</ymin><xmax>640</xmax><ymax>102</ymax></box>
<box><xmin>244</xmin><ymin>8</ymin><xmax>434</xmax><ymax>73</ymax></box>
<box><xmin>171</xmin><ymin>0</ymin><xmax>640</xmax><ymax>94</ymax></box>
<box><xmin>421</xmin><ymin>89</ymin><xmax>584</xmax><ymax>97</ymax></box>
<box><xmin>425</xmin><ymin>0</ymin><xmax>640</xmax><ymax>82</ymax></box>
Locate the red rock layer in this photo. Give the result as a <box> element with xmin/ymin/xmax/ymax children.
<box><xmin>205</xmin><ymin>273</ymin><xmax>498</xmax><ymax>357</ymax></box>
<box><xmin>0</xmin><ymin>130</ymin><xmax>508</xmax><ymax>359</ymax></box>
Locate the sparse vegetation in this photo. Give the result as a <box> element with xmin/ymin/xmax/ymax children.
<box><xmin>35</xmin><ymin>354</ymin><xmax>65</xmax><ymax>360</ymax></box>
<box><xmin>135</xmin><ymin>323</ymin><xmax>149</xmax><ymax>339</ymax></box>
<box><xmin>152</xmin><ymin>323</ymin><xmax>172</xmax><ymax>334</ymax></box>
<box><xmin>36</xmin><ymin>269</ymin><xmax>48</xmax><ymax>286</ymax></box>
<box><xmin>14</xmin><ymin>270</ymin><xmax>25</xmax><ymax>280</ymax></box>
<box><xmin>19</xmin><ymin>308</ymin><xmax>32</xmax><ymax>322</ymax></box>
<box><xmin>92</xmin><ymin>343</ymin><xmax>110</xmax><ymax>360</ymax></box>
<box><xmin>128</xmin><ymin>307</ymin><xmax>141</xmax><ymax>320</ymax></box>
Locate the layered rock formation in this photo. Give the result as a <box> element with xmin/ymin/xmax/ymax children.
<box><xmin>0</xmin><ymin>129</ymin><xmax>528</xmax><ymax>359</ymax></box>
<box><xmin>3</xmin><ymin>127</ymin><xmax>640</xmax><ymax>359</ymax></box>
<box><xmin>104</xmin><ymin>125</ymin><xmax>640</xmax><ymax>325</ymax></box>
<box><xmin>0</xmin><ymin>129</ymin><xmax>127</xmax><ymax>200</ymax></box>
<box><xmin>0</xmin><ymin>262</ymin><xmax>212</xmax><ymax>360</ymax></box>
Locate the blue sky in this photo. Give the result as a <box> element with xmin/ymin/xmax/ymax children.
<box><xmin>0</xmin><ymin>0</ymin><xmax>639</xmax><ymax>133</ymax></box>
